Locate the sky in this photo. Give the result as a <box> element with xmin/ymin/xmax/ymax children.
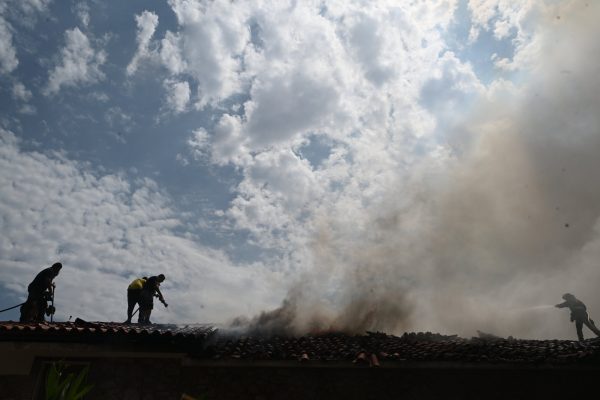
<box><xmin>1</xmin><ymin>0</ymin><xmax>599</xmax><ymax>340</ymax></box>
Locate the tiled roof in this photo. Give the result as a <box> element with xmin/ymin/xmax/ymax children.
<box><xmin>2</xmin><ymin>321</ymin><xmax>600</xmax><ymax>366</ymax></box>
<box><xmin>206</xmin><ymin>331</ymin><xmax>600</xmax><ymax>366</ymax></box>
<box><xmin>0</xmin><ymin>319</ymin><xmax>216</xmax><ymax>350</ymax></box>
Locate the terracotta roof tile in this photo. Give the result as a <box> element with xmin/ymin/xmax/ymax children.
<box><xmin>3</xmin><ymin>321</ymin><xmax>600</xmax><ymax>366</ymax></box>
<box><xmin>0</xmin><ymin>320</ymin><xmax>216</xmax><ymax>350</ymax></box>
<box><xmin>206</xmin><ymin>331</ymin><xmax>600</xmax><ymax>366</ymax></box>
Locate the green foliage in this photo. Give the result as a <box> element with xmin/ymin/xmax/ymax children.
<box><xmin>45</xmin><ymin>361</ymin><xmax>94</xmax><ymax>400</ymax></box>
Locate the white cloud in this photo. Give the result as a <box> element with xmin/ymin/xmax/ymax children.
<box><xmin>0</xmin><ymin>15</ymin><xmax>18</xmax><ymax>74</ymax></box>
<box><xmin>44</xmin><ymin>27</ymin><xmax>106</xmax><ymax>95</ymax></box>
<box><xmin>467</xmin><ymin>0</ymin><xmax>539</xmax><ymax>69</ymax></box>
<box><xmin>105</xmin><ymin>106</ymin><xmax>132</xmax><ymax>128</ymax></box>
<box><xmin>163</xmin><ymin>78</ymin><xmax>190</xmax><ymax>113</ymax></box>
<box><xmin>188</xmin><ymin>1</ymin><xmax>462</xmax><ymax>166</ymax></box>
<box><xmin>2</xmin><ymin>0</ymin><xmax>52</xmax><ymax>28</ymax></box>
<box><xmin>244</xmin><ymin>68</ymin><xmax>340</xmax><ymax>148</ymax></box>
<box><xmin>18</xmin><ymin>104</ymin><xmax>36</xmax><ymax>115</ymax></box>
<box><xmin>159</xmin><ymin>31</ymin><xmax>185</xmax><ymax>74</ymax></box>
<box><xmin>346</xmin><ymin>13</ymin><xmax>394</xmax><ymax>86</ymax></box>
<box><xmin>125</xmin><ymin>1</ymin><xmax>458</xmax><ymax>138</ymax></box>
<box><xmin>225</xmin><ymin>149</ymin><xmax>322</xmax><ymax>248</ymax></box>
<box><xmin>209</xmin><ymin>114</ymin><xmax>249</xmax><ymax>166</ymax></box>
<box><xmin>493</xmin><ymin>18</ymin><xmax>512</xmax><ymax>39</ymax></box>
<box><xmin>420</xmin><ymin>51</ymin><xmax>484</xmax><ymax>117</ymax></box>
<box><xmin>17</xmin><ymin>0</ymin><xmax>52</xmax><ymax>15</ymax></box>
<box><xmin>126</xmin><ymin>10</ymin><xmax>159</xmax><ymax>76</ymax></box>
<box><xmin>89</xmin><ymin>91</ymin><xmax>109</xmax><ymax>102</ymax></box>
<box><xmin>73</xmin><ymin>2</ymin><xmax>90</xmax><ymax>27</ymax></box>
<box><xmin>168</xmin><ymin>0</ymin><xmax>251</xmax><ymax>109</ymax></box>
<box><xmin>126</xmin><ymin>1</ymin><xmax>250</xmax><ymax>108</ymax></box>
<box><xmin>187</xmin><ymin>128</ymin><xmax>210</xmax><ymax>162</ymax></box>
<box><xmin>0</xmin><ymin>128</ymin><xmax>285</xmax><ymax>323</ymax></box>
<box><xmin>0</xmin><ymin>0</ymin><xmax>54</xmax><ymax>75</ymax></box>
<box><xmin>12</xmin><ymin>82</ymin><xmax>32</xmax><ymax>101</ymax></box>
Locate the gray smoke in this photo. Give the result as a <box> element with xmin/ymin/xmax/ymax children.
<box><xmin>235</xmin><ymin>2</ymin><xmax>600</xmax><ymax>339</ymax></box>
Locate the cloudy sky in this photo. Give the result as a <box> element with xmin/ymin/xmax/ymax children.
<box><xmin>1</xmin><ymin>0</ymin><xmax>599</xmax><ymax>339</ymax></box>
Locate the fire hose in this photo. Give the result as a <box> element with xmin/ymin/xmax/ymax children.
<box><xmin>0</xmin><ymin>287</ymin><xmax>56</xmax><ymax>320</ymax></box>
<box><xmin>0</xmin><ymin>291</ymin><xmax>56</xmax><ymax>316</ymax></box>
<box><xmin>0</xmin><ymin>302</ymin><xmax>25</xmax><ymax>313</ymax></box>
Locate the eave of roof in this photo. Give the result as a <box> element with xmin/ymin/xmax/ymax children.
<box><xmin>2</xmin><ymin>322</ymin><xmax>600</xmax><ymax>367</ymax></box>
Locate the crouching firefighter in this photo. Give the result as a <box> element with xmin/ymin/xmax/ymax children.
<box><xmin>20</xmin><ymin>262</ymin><xmax>62</xmax><ymax>322</ymax></box>
<box><xmin>138</xmin><ymin>274</ymin><xmax>168</xmax><ymax>324</ymax></box>
<box><xmin>125</xmin><ymin>276</ymin><xmax>147</xmax><ymax>324</ymax></box>
<box><xmin>555</xmin><ymin>293</ymin><xmax>600</xmax><ymax>341</ymax></box>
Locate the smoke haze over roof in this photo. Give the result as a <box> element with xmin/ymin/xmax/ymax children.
<box><xmin>235</xmin><ymin>1</ymin><xmax>600</xmax><ymax>339</ymax></box>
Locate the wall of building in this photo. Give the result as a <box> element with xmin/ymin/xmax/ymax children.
<box><xmin>1</xmin><ymin>355</ymin><xmax>599</xmax><ymax>400</ymax></box>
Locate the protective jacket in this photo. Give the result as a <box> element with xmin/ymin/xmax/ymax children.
<box><xmin>128</xmin><ymin>278</ymin><xmax>147</xmax><ymax>291</ymax></box>
<box><xmin>556</xmin><ymin>298</ymin><xmax>588</xmax><ymax>321</ymax></box>
<box><xmin>28</xmin><ymin>267</ymin><xmax>57</xmax><ymax>296</ymax></box>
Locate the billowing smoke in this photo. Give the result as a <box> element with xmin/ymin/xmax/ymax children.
<box><xmin>234</xmin><ymin>2</ymin><xmax>600</xmax><ymax>340</ymax></box>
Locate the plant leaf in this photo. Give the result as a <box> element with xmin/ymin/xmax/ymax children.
<box><xmin>45</xmin><ymin>364</ymin><xmax>60</xmax><ymax>400</ymax></box>
<box><xmin>72</xmin><ymin>384</ymin><xmax>94</xmax><ymax>400</ymax></box>
<box><xmin>65</xmin><ymin>367</ymin><xmax>91</xmax><ymax>400</ymax></box>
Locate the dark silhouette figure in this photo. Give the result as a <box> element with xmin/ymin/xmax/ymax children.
<box><xmin>125</xmin><ymin>276</ymin><xmax>147</xmax><ymax>324</ymax></box>
<box><xmin>20</xmin><ymin>262</ymin><xmax>62</xmax><ymax>322</ymax></box>
<box><xmin>138</xmin><ymin>274</ymin><xmax>168</xmax><ymax>324</ymax></box>
<box><xmin>555</xmin><ymin>293</ymin><xmax>600</xmax><ymax>341</ymax></box>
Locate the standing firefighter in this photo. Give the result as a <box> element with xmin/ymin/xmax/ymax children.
<box><xmin>20</xmin><ymin>262</ymin><xmax>62</xmax><ymax>322</ymax></box>
<box><xmin>138</xmin><ymin>274</ymin><xmax>168</xmax><ymax>324</ymax></box>
<box><xmin>125</xmin><ymin>276</ymin><xmax>147</xmax><ymax>324</ymax></box>
<box><xmin>555</xmin><ymin>293</ymin><xmax>600</xmax><ymax>341</ymax></box>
